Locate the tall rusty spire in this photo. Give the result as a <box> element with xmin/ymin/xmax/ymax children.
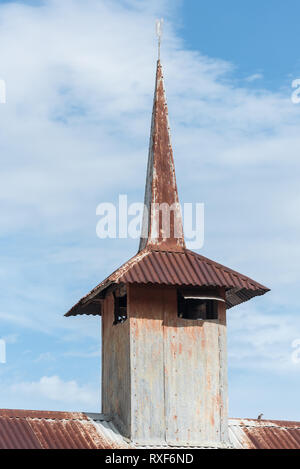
<box><xmin>139</xmin><ymin>60</ymin><xmax>185</xmax><ymax>252</ymax></box>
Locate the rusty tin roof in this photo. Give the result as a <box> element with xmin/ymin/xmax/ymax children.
<box><xmin>0</xmin><ymin>409</ymin><xmax>126</xmax><ymax>450</ymax></box>
<box><xmin>229</xmin><ymin>418</ymin><xmax>300</xmax><ymax>450</ymax></box>
<box><xmin>1</xmin><ymin>410</ymin><xmax>299</xmax><ymax>449</ymax></box>
<box><xmin>66</xmin><ymin>248</ymin><xmax>269</xmax><ymax>316</ymax></box>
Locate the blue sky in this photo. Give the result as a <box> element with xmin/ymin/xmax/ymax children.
<box><xmin>182</xmin><ymin>0</ymin><xmax>300</xmax><ymax>90</ymax></box>
<box><xmin>0</xmin><ymin>0</ymin><xmax>300</xmax><ymax>420</ymax></box>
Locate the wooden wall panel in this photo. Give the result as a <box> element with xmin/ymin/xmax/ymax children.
<box><xmin>102</xmin><ymin>293</ymin><xmax>131</xmax><ymax>437</ymax></box>
<box><xmin>103</xmin><ymin>284</ymin><xmax>228</xmax><ymax>446</ymax></box>
<box><xmin>129</xmin><ymin>284</ymin><xmax>165</xmax><ymax>445</ymax></box>
<box><xmin>163</xmin><ymin>291</ymin><xmax>228</xmax><ymax>445</ymax></box>
<box><xmin>218</xmin><ymin>299</ymin><xmax>229</xmax><ymax>443</ymax></box>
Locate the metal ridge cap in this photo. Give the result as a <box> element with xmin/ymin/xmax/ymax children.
<box><xmin>229</xmin><ymin>418</ymin><xmax>300</xmax><ymax>429</ymax></box>
<box><xmin>0</xmin><ymin>409</ymin><xmax>88</xmax><ymax>421</ymax></box>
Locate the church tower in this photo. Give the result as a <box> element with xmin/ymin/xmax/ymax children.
<box><xmin>66</xmin><ymin>58</ymin><xmax>269</xmax><ymax>447</ymax></box>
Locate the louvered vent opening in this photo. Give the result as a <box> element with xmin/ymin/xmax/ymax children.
<box><xmin>113</xmin><ymin>287</ymin><xmax>127</xmax><ymax>325</ymax></box>
<box><xmin>177</xmin><ymin>290</ymin><xmax>224</xmax><ymax>321</ymax></box>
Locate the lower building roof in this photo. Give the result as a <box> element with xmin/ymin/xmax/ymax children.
<box><xmin>0</xmin><ymin>409</ymin><xmax>299</xmax><ymax>450</ymax></box>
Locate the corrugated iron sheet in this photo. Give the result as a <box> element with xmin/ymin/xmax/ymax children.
<box><xmin>1</xmin><ymin>410</ymin><xmax>299</xmax><ymax>449</ymax></box>
<box><xmin>229</xmin><ymin>418</ymin><xmax>300</xmax><ymax>450</ymax></box>
<box><xmin>118</xmin><ymin>250</ymin><xmax>264</xmax><ymax>290</ymax></box>
<box><xmin>0</xmin><ymin>409</ymin><xmax>126</xmax><ymax>450</ymax></box>
<box><xmin>66</xmin><ymin>248</ymin><xmax>269</xmax><ymax>316</ymax></box>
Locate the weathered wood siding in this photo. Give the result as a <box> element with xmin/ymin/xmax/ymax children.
<box><xmin>128</xmin><ymin>284</ymin><xmax>228</xmax><ymax>446</ymax></box>
<box><xmin>164</xmin><ymin>294</ymin><xmax>226</xmax><ymax>445</ymax></box>
<box><xmin>102</xmin><ymin>293</ymin><xmax>131</xmax><ymax>437</ymax></box>
<box><xmin>218</xmin><ymin>299</ymin><xmax>229</xmax><ymax>443</ymax></box>
<box><xmin>128</xmin><ymin>284</ymin><xmax>165</xmax><ymax>445</ymax></box>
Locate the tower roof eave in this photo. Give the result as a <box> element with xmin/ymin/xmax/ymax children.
<box><xmin>65</xmin><ymin>248</ymin><xmax>270</xmax><ymax>317</ymax></box>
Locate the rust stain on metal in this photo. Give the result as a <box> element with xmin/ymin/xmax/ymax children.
<box><xmin>229</xmin><ymin>419</ymin><xmax>300</xmax><ymax>450</ymax></box>
<box><xmin>2</xmin><ymin>409</ymin><xmax>300</xmax><ymax>449</ymax></box>
<box><xmin>0</xmin><ymin>409</ymin><xmax>126</xmax><ymax>449</ymax></box>
<box><xmin>139</xmin><ymin>60</ymin><xmax>185</xmax><ymax>253</ymax></box>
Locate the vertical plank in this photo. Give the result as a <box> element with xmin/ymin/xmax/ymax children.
<box><xmin>163</xmin><ymin>289</ymin><xmax>227</xmax><ymax>446</ymax></box>
<box><xmin>102</xmin><ymin>284</ymin><xmax>228</xmax><ymax>447</ymax></box>
<box><xmin>102</xmin><ymin>293</ymin><xmax>131</xmax><ymax>437</ymax></box>
<box><xmin>129</xmin><ymin>284</ymin><xmax>165</xmax><ymax>445</ymax></box>
<box><xmin>218</xmin><ymin>298</ymin><xmax>229</xmax><ymax>444</ymax></box>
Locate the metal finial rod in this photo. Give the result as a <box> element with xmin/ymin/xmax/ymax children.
<box><xmin>156</xmin><ymin>18</ymin><xmax>164</xmax><ymax>61</ymax></box>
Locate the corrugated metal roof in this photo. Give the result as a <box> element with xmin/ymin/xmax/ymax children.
<box><xmin>66</xmin><ymin>248</ymin><xmax>269</xmax><ymax>316</ymax></box>
<box><xmin>0</xmin><ymin>409</ymin><xmax>126</xmax><ymax>450</ymax></box>
<box><xmin>229</xmin><ymin>418</ymin><xmax>300</xmax><ymax>450</ymax></box>
<box><xmin>1</xmin><ymin>410</ymin><xmax>299</xmax><ymax>449</ymax></box>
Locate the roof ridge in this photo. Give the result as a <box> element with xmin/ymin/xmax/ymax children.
<box><xmin>0</xmin><ymin>409</ymin><xmax>88</xmax><ymax>421</ymax></box>
<box><xmin>229</xmin><ymin>418</ymin><xmax>300</xmax><ymax>429</ymax></box>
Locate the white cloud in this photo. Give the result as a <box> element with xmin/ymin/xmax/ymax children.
<box><xmin>0</xmin><ymin>0</ymin><xmax>298</xmax><ymax>237</ymax></box>
<box><xmin>11</xmin><ymin>375</ymin><xmax>98</xmax><ymax>406</ymax></box>
<box><xmin>1</xmin><ymin>334</ymin><xmax>18</xmax><ymax>344</ymax></box>
<box><xmin>228</xmin><ymin>305</ymin><xmax>300</xmax><ymax>373</ymax></box>
<box><xmin>34</xmin><ymin>352</ymin><xmax>55</xmax><ymax>362</ymax></box>
<box><xmin>63</xmin><ymin>349</ymin><xmax>101</xmax><ymax>359</ymax></box>
<box><xmin>0</xmin><ymin>0</ymin><xmax>299</xmax><ymax>407</ymax></box>
<box><xmin>245</xmin><ymin>73</ymin><xmax>263</xmax><ymax>82</ymax></box>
